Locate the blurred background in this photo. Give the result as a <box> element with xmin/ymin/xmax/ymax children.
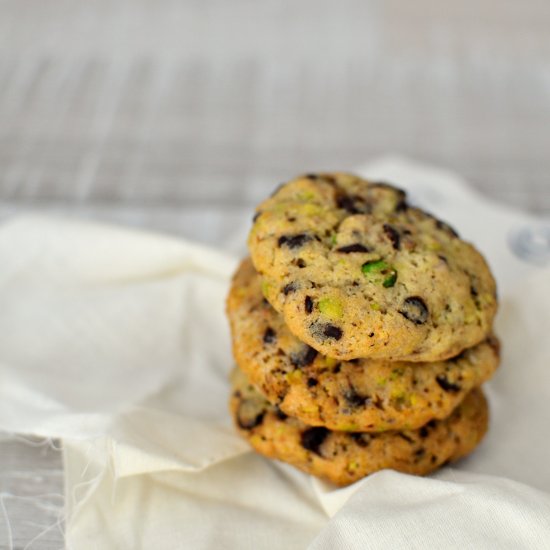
<box><xmin>1</xmin><ymin>1</ymin><xmax>549</xmax><ymax>547</ymax></box>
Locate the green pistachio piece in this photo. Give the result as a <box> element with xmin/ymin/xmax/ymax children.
<box><xmin>361</xmin><ymin>259</ymin><xmax>397</xmax><ymax>288</ymax></box>
<box><xmin>318</xmin><ymin>297</ymin><xmax>344</xmax><ymax>319</ymax></box>
<box><xmin>383</xmin><ymin>271</ymin><xmax>397</xmax><ymax>288</ymax></box>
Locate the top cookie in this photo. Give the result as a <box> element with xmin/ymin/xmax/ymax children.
<box><xmin>248</xmin><ymin>173</ymin><xmax>497</xmax><ymax>361</ymax></box>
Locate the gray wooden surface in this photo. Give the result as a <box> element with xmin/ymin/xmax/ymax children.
<box><xmin>1</xmin><ymin>1</ymin><xmax>549</xmax><ymax>548</ymax></box>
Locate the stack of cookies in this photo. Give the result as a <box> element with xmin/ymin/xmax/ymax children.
<box><xmin>227</xmin><ymin>173</ymin><xmax>499</xmax><ymax>486</ymax></box>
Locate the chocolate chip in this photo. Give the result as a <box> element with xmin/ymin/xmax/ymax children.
<box><xmin>336</xmin><ymin>194</ymin><xmax>360</xmax><ymax>214</ymax></box>
<box><xmin>336</xmin><ymin>243</ymin><xmax>371</xmax><ymax>253</ymax></box>
<box><xmin>296</xmin><ymin>258</ymin><xmax>306</xmax><ymax>268</ymax></box>
<box><xmin>237</xmin><ymin>404</ymin><xmax>265</xmax><ymax>430</ymax></box>
<box><xmin>435</xmin><ymin>375</ymin><xmax>462</xmax><ymax>393</ymax></box>
<box><xmin>351</xmin><ymin>433</ymin><xmax>370</xmax><ymax>447</ymax></box>
<box><xmin>274</xmin><ymin>406</ymin><xmax>288</xmax><ymax>420</ymax></box>
<box><xmin>419</xmin><ymin>426</ymin><xmax>429</xmax><ymax>438</ymax></box>
<box><xmin>290</xmin><ymin>345</ymin><xmax>318</xmax><ymax>367</ymax></box>
<box><xmin>397</xmin><ymin>433</ymin><xmax>414</xmax><ymax>444</ymax></box>
<box><xmin>300</xmin><ymin>427</ymin><xmax>329</xmax><ymax>455</ymax></box>
<box><xmin>414</xmin><ymin>448</ymin><xmax>426</xmax><ymax>458</ymax></box>
<box><xmin>263</xmin><ymin>327</ymin><xmax>276</xmax><ymax>344</ymax></box>
<box><xmin>322</xmin><ymin>324</ymin><xmax>343</xmax><ymax>340</ymax></box>
<box><xmin>305</xmin><ymin>173</ymin><xmax>319</xmax><ymax>180</ymax></box>
<box><xmin>310</xmin><ymin>321</ymin><xmax>344</xmax><ymax>341</ymax></box>
<box><xmin>278</xmin><ymin>234</ymin><xmax>312</xmax><ymax>249</ymax></box>
<box><xmin>470</xmin><ymin>285</ymin><xmax>479</xmax><ymax>297</ymax></box>
<box><xmin>307</xmin><ymin>377</ymin><xmax>318</xmax><ymax>388</ymax></box>
<box><xmin>395</xmin><ymin>198</ymin><xmax>409</xmax><ymax>212</ymax></box>
<box><xmin>344</xmin><ymin>387</ymin><xmax>369</xmax><ymax>408</ymax></box>
<box><xmin>283</xmin><ymin>282</ymin><xmax>297</xmax><ymax>295</ymax></box>
<box><xmin>372</xmin><ymin>395</ymin><xmax>385</xmax><ymax>410</ymax></box>
<box><xmin>383</xmin><ymin>224</ymin><xmax>401</xmax><ymax>250</ymax></box>
<box><xmin>305</xmin><ymin>296</ymin><xmax>314</xmax><ymax>314</ymax></box>
<box><xmin>333</xmin><ymin>363</ymin><xmax>341</xmax><ymax>374</ymax></box>
<box><xmin>398</xmin><ymin>297</ymin><xmax>429</xmax><ymax>325</ymax></box>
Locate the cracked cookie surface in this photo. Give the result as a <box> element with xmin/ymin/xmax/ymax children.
<box><xmin>248</xmin><ymin>173</ymin><xmax>497</xmax><ymax>361</ymax></box>
<box><xmin>230</xmin><ymin>367</ymin><xmax>489</xmax><ymax>487</ymax></box>
<box><xmin>227</xmin><ymin>258</ymin><xmax>499</xmax><ymax>431</ymax></box>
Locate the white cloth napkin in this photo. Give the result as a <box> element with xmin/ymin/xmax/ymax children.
<box><xmin>1</xmin><ymin>158</ymin><xmax>549</xmax><ymax>549</ymax></box>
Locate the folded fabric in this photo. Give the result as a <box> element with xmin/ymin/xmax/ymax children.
<box><xmin>0</xmin><ymin>158</ymin><xmax>549</xmax><ymax>549</ymax></box>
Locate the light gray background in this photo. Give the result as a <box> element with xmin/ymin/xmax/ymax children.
<box><xmin>1</xmin><ymin>1</ymin><xmax>549</xmax><ymax>548</ymax></box>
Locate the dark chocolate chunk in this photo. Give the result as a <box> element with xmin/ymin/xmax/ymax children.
<box><xmin>397</xmin><ymin>433</ymin><xmax>414</xmax><ymax>444</ymax></box>
<box><xmin>336</xmin><ymin>195</ymin><xmax>359</xmax><ymax>214</ymax></box>
<box><xmin>274</xmin><ymin>406</ymin><xmax>288</xmax><ymax>420</ymax></box>
<box><xmin>305</xmin><ymin>295</ymin><xmax>314</xmax><ymax>314</ymax></box>
<box><xmin>305</xmin><ymin>173</ymin><xmax>319</xmax><ymax>180</ymax></box>
<box><xmin>383</xmin><ymin>224</ymin><xmax>401</xmax><ymax>250</ymax></box>
<box><xmin>435</xmin><ymin>375</ymin><xmax>462</xmax><ymax>393</ymax></box>
<box><xmin>296</xmin><ymin>258</ymin><xmax>306</xmax><ymax>268</ymax></box>
<box><xmin>290</xmin><ymin>345</ymin><xmax>318</xmax><ymax>368</ymax></box>
<box><xmin>322</xmin><ymin>324</ymin><xmax>343</xmax><ymax>340</ymax></box>
<box><xmin>278</xmin><ymin>234</ymin><xmax>312</xmax><ymax>249</ymax></box>
<box><xmin>237</xmin><ymin>404</ymin><xmax>265</xmax><ymax>430</ymax></box>
<box><xmin>263</xmin><ymin>327</ymin><xmax>276</xmax><ymax>345</ymax></box>
<box><xmin>470</xmin><ymin>285</ymin><xmax>479</xmax><ymax>297</ymax></box>
<box><xmin>307</xmin><ymin>377</ymin><xmax>318</xmax><ymax>388</ymax></box>
<box><xmin>336</xmin><ymin>194</ymin><xmax>360</xmax><ymax>214</ymax></box>
<box><xmin>311</xmin><ymin>321</ymin><xmax>344</xmax><ymax>341</ymax></box>
<box><xmin>419</xmin><ymin>426</ymin><xmax>430</xmax><ymax>438</ymax></box>
<box><xmin>372</xmin><ymin>395</ymin><xmax>385</xmax><ymax>410</ymax></box>
<box><xmin>283</xmin><ymin>282</ymin><xmax>297</xmax><ymax>295</ymax></box>
<box><xmin>398</xmin><ymin>296</ymin><xmax>429</xmax><ymax>325</ymax></box>
<box><xmin>336</xmin><ymin>243</ymin><xmax>371</xmax><ymax>254</ymax></box>
<box><xmin>343</xmin><ymin>387</ymin><xmax>369</xmax><ymax>408</ymax></box>
<box><xmin>300</xmin><ymin>427</ymin><xmax>329</xmax><ymax>456</ymax></box>
<box><xmin>395</xmin><ymin>198</ymin><xmax>409</xmax><ymax>212</ymax></box>
<box><xmin>351</xmin><ymin>433</ymin><xmax>371</xmax><ymax>448</ymax></box>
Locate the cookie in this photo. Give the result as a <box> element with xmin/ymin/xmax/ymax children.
<box><xmin>227</xmin><ymin>258</ymin><xmax>499</xmax><ymax>431</ymax></box>
<box><xmin>248</xmin><ymin>173</ymin><xmax>497</xmax><ymax>361</ymax></box>
<box><xmin>230</xmin><ymin>367</ymin><xmax>489</xmax><ymax>487</ymax></box>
